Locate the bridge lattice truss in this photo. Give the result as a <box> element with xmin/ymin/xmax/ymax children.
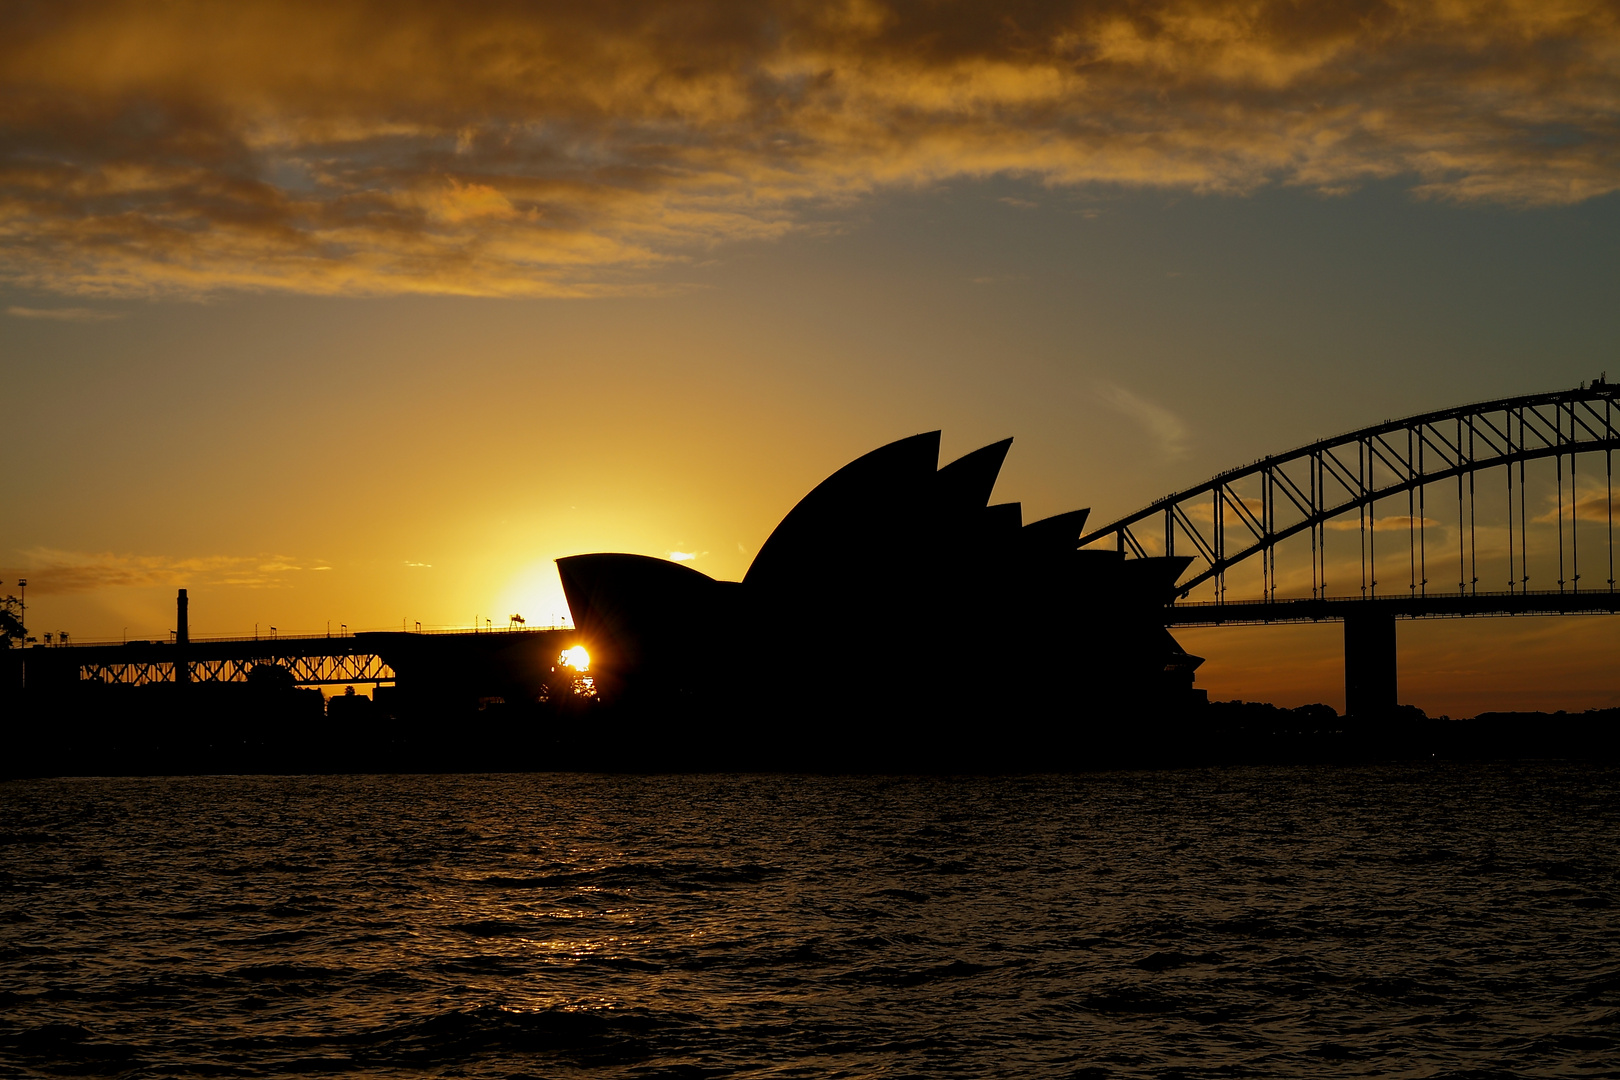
<box><xmin>81</xmin><ymin>652</ymin><xmax>394</xmax><ymax>687</ymax></box>
<box><xmin>1078</xmin><ymin>385</ymin><xmax>1620</xmax><ymax>603</ymax></box>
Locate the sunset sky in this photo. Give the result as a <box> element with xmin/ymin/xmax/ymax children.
<box><xmin>5</xmin><ymin>0</ymin><xmax>1620</xmax><ymax>715</ymax></box>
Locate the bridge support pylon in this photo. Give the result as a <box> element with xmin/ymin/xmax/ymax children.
<box><xmin>1344</xmin><ymin>611</ymin><xmax>1398</xmax><ymax>718</ymax></box>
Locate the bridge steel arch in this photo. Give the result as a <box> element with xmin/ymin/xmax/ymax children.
<box><xmin>1080</xmin><ymin>383</ymin><xmax>1620</xmax><ymax>604</ymax></box>
<box><xmin>1078</xmin><ymin>383</ymin><xmax>1620</xmax><ymax>716</ymax></box>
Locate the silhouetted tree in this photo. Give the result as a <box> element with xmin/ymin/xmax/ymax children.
<box><xmin>0</xmin><ymin>596</ymin><xmax>22</xmax><ymax>649</ymax></box>
<box><xmin>246</xmin><ymin>662</ymin><xmax>297</xmax><ymax>690</ymax></box>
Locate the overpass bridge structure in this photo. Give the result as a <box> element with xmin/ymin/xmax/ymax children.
<box><xmin>10</xmin><ymin>625</ymin><xmax>584</xmax><ymax>712</ymax></box>
<box><xmin>1083</xmin><ymin>381</ymin><xmax>1620</xmax><ymax>714</ymax></box>
<box><xmin>68</xmin><ymin>633</ymin><xmax>400</xmax><ymax>688</ymax></box>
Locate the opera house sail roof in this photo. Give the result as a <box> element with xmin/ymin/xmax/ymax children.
<box><xmin>557</xmin><ymin>433</ymin><xmax>1202</xmax><ymax>715</ymax></box>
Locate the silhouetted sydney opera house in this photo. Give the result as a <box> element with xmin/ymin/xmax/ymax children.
<box><xmin>4</xmin><ymin>431</ymin><xmax>1213</xmax><ymax>775</ymax></box>
<box><xmin>558</xmin><ymin>432</ymin><xmax>1205</xmax><ymax>728</ymax></box>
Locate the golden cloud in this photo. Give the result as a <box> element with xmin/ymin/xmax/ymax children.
<box><xmin>1326</xmin><ymin>514</ymin><xmax>1443</xmax><ymax>532</ymax></box>
<box><xmin>1533</xmin><ymin>493</ymin><xmax>1617</xmax><ymax>522</ymax></box>
<box><xmin>3</xmin><ymin>0</ymin><xmax>1617</xmax><ymax>297</ymax></box>
<box><xmin>1</xmin><ymin>549</ymin><xmax>313</xmax><ymax>594</ymax></box>
<box><xmin>6</xmin><ymin>305</ymin><xmax>121</xmax><ymax>321</ymax></box>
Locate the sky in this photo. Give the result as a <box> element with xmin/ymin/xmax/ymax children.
<box><xmin>5</xmin><ymin>0</ymin><xmax>1620</xmax><ymax>715</ymax></box>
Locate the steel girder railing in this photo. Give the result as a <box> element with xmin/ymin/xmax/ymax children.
<box><xmin>1078</xmin><ymin>383</ymin><xmax>1620</xmax><ymax>602</ymax></box>
<box><xmin>81</xmin><ymin>660</ymin><xmax>176</xmax><ymax>686</ymax></box>
<box><xmin>82</xmin><ymin>652</ymin><xmax>394</xmax><ymax>687</ymax></box>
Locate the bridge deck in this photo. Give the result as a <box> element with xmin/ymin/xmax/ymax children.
<box><xmin>1166</xmin><ymin>589</ymin><xmax>1620</xmax><ymax>626</ymax></box>
<box><xmin>12</xmin><ymin>628</ymin><xmax>579</xmax><ymax>687</ymax></box>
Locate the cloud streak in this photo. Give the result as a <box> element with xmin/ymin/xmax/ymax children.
<box><xmin>1098</xmin><ymin>382</ymin><xmax>1190</xmax><ymax>456</ymax></box>
<box><xmin>7</xmin><ymin>305</ymin><xmax>121</xmax><ymax>321</ymax></box>
<box><xmin>1</xmin><ymin>549</ymin><xmax>313</xmax><ymax>594</ymax></box>
<box><xmin>4</xmin><ymin>0</ymin><xmax>1619</xmax><ymax>297</ymax></box>
<box><xmin>1534</xmin><ymin>494</ymin><xmax>1616</xmax><ymax>523</ymax></box>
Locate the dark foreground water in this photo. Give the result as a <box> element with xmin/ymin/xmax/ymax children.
<box><xmin>2</xmin><ymin>766</ymin><xmax>1618</xmax><ymax>1079</ymax></box>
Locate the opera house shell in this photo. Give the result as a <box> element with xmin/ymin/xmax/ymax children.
<box><xmin>557</xmin><ymin>433</ymin><xmax>1204</xmax><ymax>758</ymax></box>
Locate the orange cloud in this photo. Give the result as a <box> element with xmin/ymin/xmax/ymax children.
<box><xmin>1326</xmin><ymin>514</ymin><xmax>1444</xmax><ymax>532</ymax></box>
<box><xmin>1</xmin><ymin>549</ymin><xmax>316</xmax><ymax>594</ymax></box>
<box><xmin>6</xmin><ymin>305</ymin><xmax>121</xmax><ymax>321</ymax></box>
<box><xmin>1533</xmin><ymin>493</ymin><xmax>1618</xmax><ymax>523</ymax></box>
<box><xmin>3</xmin><ymin>0</ymin><xmax>1618</xmax><ymax>297</ymax></box>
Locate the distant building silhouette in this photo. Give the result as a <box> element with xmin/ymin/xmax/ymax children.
<box><xmin>558</xmin><ymin>432</ymin><xmax>1204</xmax><ymax>727</ymax></box>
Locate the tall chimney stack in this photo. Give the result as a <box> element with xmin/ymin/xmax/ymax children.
<box><xmin>176</xmin><ymin>588</ymin><xmax>191</xmax><ymax>684</ymax></box>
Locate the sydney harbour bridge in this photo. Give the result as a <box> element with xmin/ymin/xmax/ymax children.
<box><xmin>12</xmin><ymin>382</ymin><xmax>1620</xmax><ymax>717</ymax></box>
<box><xmin>1080</xmin><ymin>381</ymin><xmax>1620</xmax><ymax>713</ymax></box>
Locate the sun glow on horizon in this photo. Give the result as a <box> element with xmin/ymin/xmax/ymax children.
<box><xmin>495</xmin><ymin>561</ymin><xmax>574</xmax><ymax>630</ymax></box>
<box><xmin>560</xmin><ymin>645</ymin><xmax>591</xmax><ymax>672</ymax></box>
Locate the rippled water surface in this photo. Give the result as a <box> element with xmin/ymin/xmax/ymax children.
<box><xmin>3</xmin><ymin>765</ymin><xmax>1619</xmax><ymax>1078</ymax></box>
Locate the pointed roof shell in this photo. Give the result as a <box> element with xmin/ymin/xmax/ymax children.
<box><xmin>933</xmin><ymin>438</ymin><xmax>1013</xmax><ymax>514</ymax></box>
<box><xmin>744</xmin><ymin>431</ymin><xmax>941</xmax><ymax>590</ymax></box>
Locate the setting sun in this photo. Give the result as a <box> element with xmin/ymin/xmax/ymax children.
<box><xmin>559</xmin><ymin>645</ymin><xmax>590</xmax><ymax>672</ymax></box>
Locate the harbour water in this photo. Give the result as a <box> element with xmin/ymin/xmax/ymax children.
<box><xmin>2</xmin><ymin>765</ymin><xmax>1618</xmax><ymax>1078</ymax></box>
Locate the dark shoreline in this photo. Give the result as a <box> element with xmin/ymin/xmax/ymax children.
<box><xmin>6</xmin><ymin>687</ymin><xmax>1618</xmax><ymax>778</ymax></box>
